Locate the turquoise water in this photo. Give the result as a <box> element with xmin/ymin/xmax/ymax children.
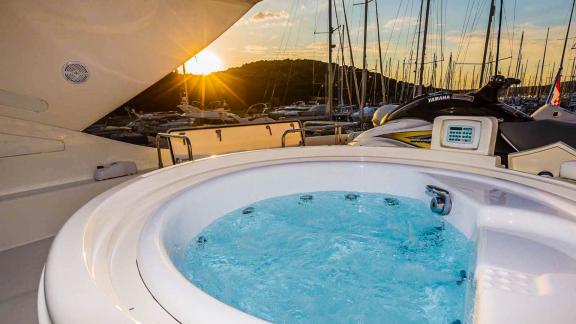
<box><xmin>175</xmin><ymin>191</ymin><xmax>473</xmax><ymax>323</ymax></box>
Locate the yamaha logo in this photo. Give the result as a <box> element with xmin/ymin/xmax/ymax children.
<box><xmin>427</xmin><ymin>95</ymin><xmax>451</xmax><ymax>103</ymax></box>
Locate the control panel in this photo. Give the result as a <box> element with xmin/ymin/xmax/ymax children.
<box><xmin>431</xmin><ymin>116</ymin><xmax>498</xmax><ymax>155</ymax></box>
<box><xmin>443</xmin><ymin>120</ymin><xmax>481</xmax><ymax>149</ymax></box>
<box><xmin>447</xmin><ymin>126</ymin><xmax>474</xmax><ymax>143</ymax></box>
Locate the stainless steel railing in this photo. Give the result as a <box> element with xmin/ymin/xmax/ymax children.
<box><xmin>155</xmin><ymin>133</ymin><xmax>193</xmax><ymax>168</ymax></box>
<box><xmin>281</xmin><ymin>121</ymin><xmax>358</xmax><ymax>147</ymax></box>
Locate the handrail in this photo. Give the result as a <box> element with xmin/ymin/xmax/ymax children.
<box><xmin>302</xmin><ymin>121</ymin><xmax>358</xmax><ymax>145</ymax></box>
<box><xmin>281</xmin><ymin>122</ymin><xmax>358</xmax><ymax>147</ymax></box>
<box><xmin>281</xmin><ymin>129</ymin><xmax>306</xmax><ymax>148</ymax></box>
<box><xmin>167</xmin><ymin>120</ymin><xmax>302</xmax><ymax>133</ymax></box>
<box><xmin>155</xmin><ymin>133</ymin><xmax>193</xmax><ymax>168</ymax></box>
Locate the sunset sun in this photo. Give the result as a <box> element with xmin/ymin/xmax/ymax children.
<box><xmin>184</xmin><ymin>50</ymin><xmax>224</xmax><ymax>75</ymax></box>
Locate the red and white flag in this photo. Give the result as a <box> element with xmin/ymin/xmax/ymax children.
<box><xmin>546</xmin><ymin>70</ymin><xmax>562</xmax><ymax>106</ymax></box>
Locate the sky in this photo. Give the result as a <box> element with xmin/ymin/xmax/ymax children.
<box><xmin>190</xmin><ymin>0</ymin><xmax>576</xmax><ymax>89</ymax></box>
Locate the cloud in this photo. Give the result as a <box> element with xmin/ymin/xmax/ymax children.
<box><xmin>383</xmin><ymin>16</ymin><xmax>418</xmax><ymax>30</ymax></box>
<box><xmin>243</xmin><ymin>45</ymin><xmax>268</xmax><ymax>54</ymax></box>
<box><xmin>236</xmin><ymin>10</ymin><xmax>291</xmax><ymax>28</ymax></box>
<box><xmin>250</xmin><ymin>10</ymin><xmax>289</xmax><ymax>22</ymax></box>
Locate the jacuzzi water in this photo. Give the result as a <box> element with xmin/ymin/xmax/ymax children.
<box><xmin>175</xmin><ymin>191</ymin><xmax>474</xmax><ymax>323</ymax></box>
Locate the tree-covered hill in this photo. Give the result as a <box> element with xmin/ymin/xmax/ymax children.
<box><xmin>113</xmin><ymin>59</ymin><xmax>406</xmax><ymax>116</ymax></box>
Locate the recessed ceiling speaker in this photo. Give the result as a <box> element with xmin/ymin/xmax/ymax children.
<box><xmin>62</xmin><ymin>61</ymin><xmax>89</xmax><ymax>84</ymax></box>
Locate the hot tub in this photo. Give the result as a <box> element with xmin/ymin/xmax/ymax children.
<box><xmin>39</xmin><ymin>146</ymin><xmax>576</xmax><ymax>324</ymax></box>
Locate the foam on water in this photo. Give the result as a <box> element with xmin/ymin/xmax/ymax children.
<box><xmin>174</xmin><ymin>191</ymin><xmax>473</xmax><ymax>323</ymax></box>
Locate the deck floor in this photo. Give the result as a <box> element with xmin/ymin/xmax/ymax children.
<box><xmin>0</xmin><ymin>238</ymin><xmax>52</xmax><ymax>324</ymax></box>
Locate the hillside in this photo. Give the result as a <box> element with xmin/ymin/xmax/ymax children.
<box><xmin>110</xmin><ymin>59</ymin><xmax>405</xmax><ymax>116</ymax></box>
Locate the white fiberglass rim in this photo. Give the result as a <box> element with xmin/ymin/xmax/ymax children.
<box><xmin>40</xmin><ymin>146</ymin><xmax>576</xmax><ymax>324</ymax></box>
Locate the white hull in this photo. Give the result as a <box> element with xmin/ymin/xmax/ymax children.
<box><xmin>532</xmin><ymin>104</ymin><xmax>576</xmax><ymax>123</ymax></box>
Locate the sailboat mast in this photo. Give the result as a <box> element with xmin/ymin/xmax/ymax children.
<box><xmin>406</xmin><ymin>50</ymin><xmax>414</xmax><ymax>98</ymax></box>
<box><xmin>479</xmin><ymin>0</ymin><xmax>496</xmax><ymax>87</ymax></box>
<box><xmin>471</xmin><ymin>65</ymin><xmax>476</xmax><ymax>91</ymax></box>
<box><xmin>334</xmin><ymin>2</ymin><xmax>347</xmax><ymax>105</ymax></box>
<box><xmin>418</xmin><ymin>0</ymin><xmax>431</xmax><ymax>95</ymax></box>
<box><xmin>360</xmin><ymin>0</ymin><xmax>369</xmax><ymax>126</ymax></box>
<box><xmin>375</xmin><ymin>0</ymin><xmax>386</xmax><ymax>103</ymax></box>
<box><xmin>494</xmin><ymin>0</ymin><xmax>504</xmax><ymax>75</ymax></box>
<box><xmin>344</xmin><ymin>61</ymin><xmax>353</xmax><ymax>105</ymax></box>
<box><xmin>394</xmin><ymin>60</ymin><xmax>400</xmax><ymax>102</ymax></box>
<box><xmin>387</xmin><ymin>58</ymin><xmax>391</xmax><ymax>100</ymax></box>
<box><xmin>560</xmin><ymin>0</ymin><xmax>576</xmax><ymax>72</ymax></box>
<box><xmin>400</xmin><ymin>58</ymin><xmax>407</xmax><ymax>101</ymax></box>
<box><xmin>536</xmin><ymin>27</ymin><xmax>550</xmax><ymax>99</ymax></box>
<box><xmin>544</xmin><ymin>0</ymin><xmax>575</xmax><ymax>105</ymax></box>
<box><xmin>327</xmin><ymin>0</ymin><xmax>334</xmax><ymax>117</ymax></box>
<box><xmin>457</xmin><ymin>66</ymin><xmax>462</xmax><ymax>90</ymax></box>
<box><xmin>513</xmin><ymin>31</ymin><xmax>524</xmax><ymax>96</ymax></box>
<box><xmin>413</xmin><ymin>0</ymin><xmax>424</xmax><ymax>98</ymax></box>
<box><xmin>341</xmin><ymin>0</ymin><xmax>360</xmax><ymax>106</ymax></box>
<box><xmin>569</xmin><ymin>56</ymin><xmax>576</xmax><ymax>93</ymax></box>
<box><xmin>446</xmin><ymin>53</ymin><xmax>453</xmax><ymax>90</ymax></box>
<box><xmin>514</xmin><ymin>31</ymin><xmax>524</xmax><ymax>79</ymax></box>
<box><xmin>522</xmin><ymin>59</ymin><xmax>529</xmax><ymax>95</ymax></box>
<box><xmin>373</xmin><ymin>62</ymin><xmax>378</xmax><ymax>104</ymax></box>
<box><xmin>340</xmin><ymin>52</ymin><xmax>345</xmax><ymax>105</ymax></box>
<box><xmin>432</xmin><ymin>53</ymin><xmax>437</xmax><ymax>89</ymax></box>
<box><xmin>534</xmin><ymin>59</ymin><xmax>541</xmax><ymax>96</ymax></box>
<box><xmin>181</xmin><ymin>64</ymin><xmax>190</xmax><ymax>105</ymax></box>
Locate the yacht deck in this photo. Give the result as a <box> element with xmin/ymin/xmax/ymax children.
<box><xmin>0</xmin><ymin>238</ymin><xmax>52</xmax><ymax>324</ymax></box>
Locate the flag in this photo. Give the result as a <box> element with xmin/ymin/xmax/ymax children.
<box><xmin>546</xmin><ymin>69</ymin><xmax>562</xmax><ymax>106</ymax></box>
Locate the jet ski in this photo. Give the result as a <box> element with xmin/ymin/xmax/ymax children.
<box><xmin>351</xmin><ymin>75</ymin><xmax>576</xmax><ymax>164</ymax></box>
<box><xmin>371</xmin><ymin>103</ymin><xmax>399</xmax><ymax>127</ymax></box>
<box><xmin>373</xmin><ymin>75</ymin><xmax>530</xmax><ymax>126</ymax></box>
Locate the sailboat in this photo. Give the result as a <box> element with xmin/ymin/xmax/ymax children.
<box><xmin>530</xmin><ymin>0</ymin><xmax>576</xmax><ymax>122</ymax></box>
<box><xmin>532</xmin><ymin>70</ymin><xmax>576</xmax><ymax>122</ymax></box>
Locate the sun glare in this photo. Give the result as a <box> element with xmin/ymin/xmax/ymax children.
<box><xmin>184</xmin><ymin>50</ymin><xmax>224</xmax><ymax>75</ymax></box>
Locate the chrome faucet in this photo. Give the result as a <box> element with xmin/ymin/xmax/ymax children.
<box><xmin>426</xmin><ymin>185</ymin><xmax>452</xmax><ymax>215</ymax></box>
